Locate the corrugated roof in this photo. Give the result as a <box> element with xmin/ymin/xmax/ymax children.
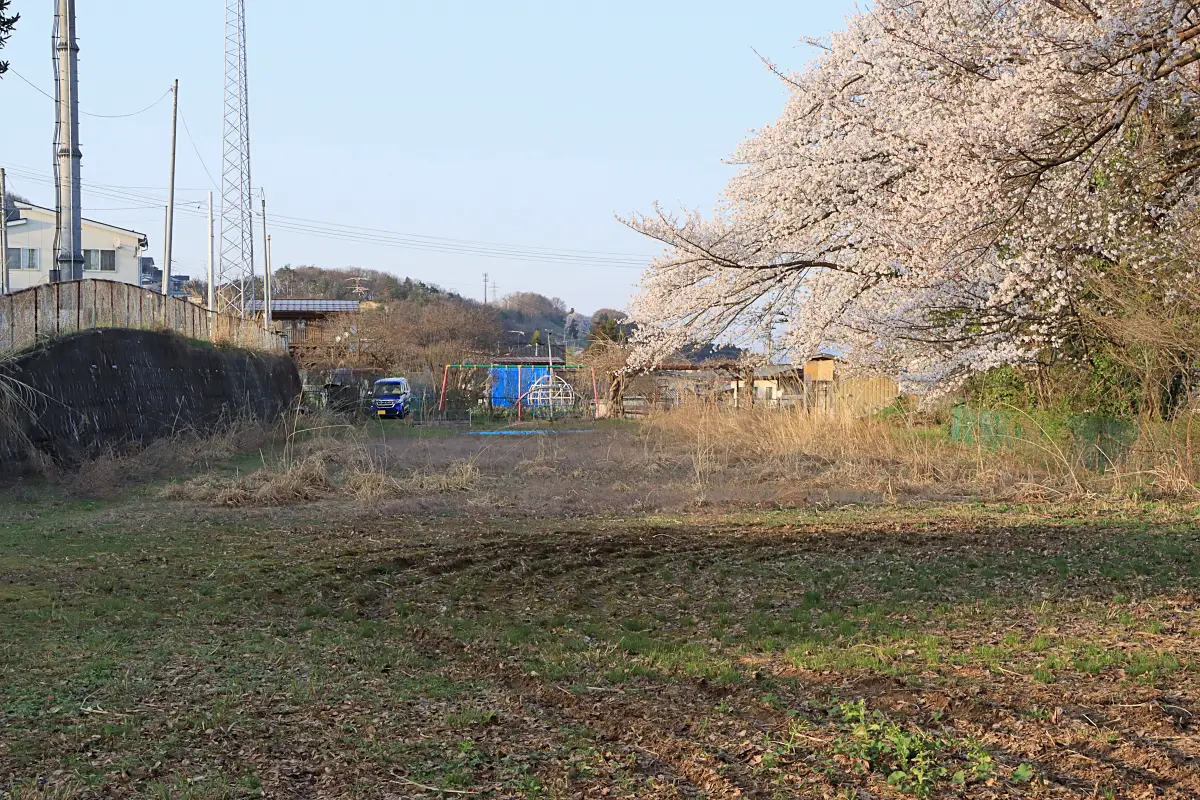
<box><xmin>757</xmin><ymin>364</ymin><xmax>803</xmax><ymax>377</ymax></box>
<box><xmin>246</xmin><ymin>299</ymin><xmax>361</xmax><ymax>312</ymax></box>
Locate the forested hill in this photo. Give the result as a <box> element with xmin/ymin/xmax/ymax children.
<box><xmin>271</xmin><ymin>266</ymin><xmax>458</xmax><ymax>303</ymax></box>
<box><xmin>271</xmin><ymin>266</ymin><xmax>611</xmax><ymax>349</ymax></box>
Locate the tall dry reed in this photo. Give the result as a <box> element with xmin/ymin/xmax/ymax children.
<box><xmin>644</xmin><ymin>405</ymin><xmax>1200</xmax><ymax>502</ymax></box>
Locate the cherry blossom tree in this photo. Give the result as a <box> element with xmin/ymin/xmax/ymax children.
<box><xmin>627</xmin><ymin>0</ymin><xmax>1200</xmax><ymax>394</ymax></box>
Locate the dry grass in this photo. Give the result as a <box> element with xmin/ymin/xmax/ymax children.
<box><xmin>644</xmin><ymin>406</ymin><xmax>1055</xmax><ymax>501</ymax></box>
<box><xmin>104</xmin><ymin>403</ymin><xmax>1194</xmax><ymax>516</ymax></box>
<box><xmin>58</xmin><ymin>416</ymin><xmax>281</xmax><ymax>499</ymax></box>
<box><xmin>0</xmin><ymin>366</ymin><xmax>40</xmax><ymax>463</ymax></box>
<box><xmin>163</xmin><ymin>435</ymin><xmax>480</xmax><ymax>507</ymax></box>
<box><xmin>644</xmin><ymin>405</ymin><xmax>1200</xmax><ymax>503</ymax></box>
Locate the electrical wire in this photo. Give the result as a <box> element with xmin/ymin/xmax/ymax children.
<box><xmin>260</xmin><ymin>218</ymin><xmax>650</xmax><ymax>269</ymax></box>
<box><xmin>262</xmin><ymin>211</ymin><xmax>652</xmax><ymax>263</ymax></box>
<box><xmin>1</xmin><ymin>164</ymin><xmax>210</xmax><ymax>221</ymax></box>
<box><xmin>179</xmin><ymin>109</ymin><xmax>220</xmax><ymax>190</ymax></box>
<box><xmin>1</xmin><ymin>163</ymin><xmax>652</xmax><ymax>270</ymax></box>
<box><xmin>7</xmin><ymin>168</ymin><xmax>629</xmax><ymax>299</ymax></box>
<box><xmin>9</xmin><ymin>69</ymin><xmax>174</xmax><ymax>119</ymax></box>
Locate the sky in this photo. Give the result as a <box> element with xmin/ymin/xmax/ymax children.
<box><xmin>1</xmin><ymin>1</ymin><xmax>856</xmax><ymax>314</ymax></box>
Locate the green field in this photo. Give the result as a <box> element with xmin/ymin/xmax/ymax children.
<box><xmin>2</xmin><ymin>428</ymin><xmax>1198</xmax><ymax>798</ymax></box>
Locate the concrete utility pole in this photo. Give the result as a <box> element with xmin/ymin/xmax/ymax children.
<box><xmin>162</xmin><ymin>79</ymin><xmax>179</xmax><ymax>296</ymax></box>
<box><xmin>206</xmin><ymin>191</ymin><xmax>216</xmax><ymax>313</ymax></box>
<box><xmin>546</xmin><ymin>329</ymin><xmax>555</xmax><ymax>420</ymax></box>
<box><xmin>260</xmin><ymin>193</ymin><xmax>271</xmax><ymax>326</ymax></box>
<box><xmin>54</xmin><ymin>0</ymin><xmax>84</xmax><ymax>283</ymax></box>
<box><xmin>265</xmin><ymin>235</ymin><xmax>273</xmax><ymax>330</ymax></box>
<box><xmin>1</xmin><ymin>168</ymin><xmax>9</xmax><ymax>295</ymax></box>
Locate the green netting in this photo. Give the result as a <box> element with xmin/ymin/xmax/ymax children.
<box><xmin>950</xmin><ymin>406</ymin><xmax>1022</xmax><ymax>447</ymax></box>
<box><xmin>950</xmin><ymin>406</ymin><xmax>1136</xmax><ymax>472</ymax></box>
<box><xmin>1067</xmin><ymin>414</ymin><xmax>1136</xmax><ymax>473</ymax></box>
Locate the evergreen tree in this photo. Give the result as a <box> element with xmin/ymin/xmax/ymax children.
<box><xmin>0</xmin><ymin>1</ymin><xmax>18</xmax><ymax>78</ymax></box>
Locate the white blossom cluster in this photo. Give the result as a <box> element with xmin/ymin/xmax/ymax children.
<box><xmin>626</xmin><ymin>0</ymin><xmax>1200</xmax><ymax>392</ymax></box>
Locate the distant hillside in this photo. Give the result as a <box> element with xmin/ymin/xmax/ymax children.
<box><xmin>496</xmin><ymin>292</ymin><xmax>598</xmax><ymax>349</ymax></box>
<box><xmin>270</xmin><ymin>268</ymin><xmax>601</xmax><ymax>353</ymax></box>
<box><xmin>272</xmin><ymin>266</ymin><xmax>458</xmax><ymax>303</ymax></box>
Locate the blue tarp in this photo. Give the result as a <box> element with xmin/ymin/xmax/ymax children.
<box><xmin>489</xmin><ymin>366</ymin><xmax>549</xmax><ymax>408</ymax></box>
<box><xmin>467</xmin><ymin>429</ymin><xmax>596</xmax><ymax>436</ymax></box>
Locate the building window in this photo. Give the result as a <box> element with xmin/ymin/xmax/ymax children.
<box><xmin>83</xmin><ymin>249</ymin><xmax>117</xmax><ymax>272</ymax></box>
<box><xmin>5</xmin><ymin>248</ymin><xmax>40</xmax><ymax>270</ymax></box>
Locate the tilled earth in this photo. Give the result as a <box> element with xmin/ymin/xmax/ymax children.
<box><xmin>1</xmin><ymin>498</ymin><xmax>1198</xmax><ymax>799</ymax></box>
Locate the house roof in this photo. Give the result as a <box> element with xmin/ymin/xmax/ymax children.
<box><xmin>486</xmin><ymin>356</ymin><xmax>568</xmax><ymax>366</ymax></box>
<box><xmin>757</xmin><ymin>364</ymin><xmax>808</xmax><ymax>377</ymax></box>
<box><xmin>13</xmin><ymin>202</ymin><xmax>149</xmax><ymax>242</ymax></box>
<box><xmin>246</xmin><ymin>299</ymin><xmax>362</xmax><ymax>313</ymax></box>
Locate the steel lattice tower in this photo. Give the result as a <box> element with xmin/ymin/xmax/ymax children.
<box><xmin>217</xmin><ymin>0</ymin><xmax>254</xmax><ymax>317</ymax></box>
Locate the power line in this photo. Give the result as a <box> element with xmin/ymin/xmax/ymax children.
<box><xmin>1</xmin><ymin>163</ymin><xmax>651</xmax><ymax>271</ymax></box>
<box><xmin>9</xmin><ymin>69</ymin><xmax>174</xmax><ymax>119</ymax></box>
<box><xmin>263</xmin><ymin>211</ymin><xmax>652</xmax><ymax>262</ymax></box>
<box><xmin>258</xmin><ymin>216</ymin><xmax>650</xmax><ymax>269</ymax></box>
<box><xmin>81</xmin><ymin>205</ymin><xmax>173</xmax><ymax>211</ymax></box>
<box><xmin>0</xmin><ymin>161</ymin><xmax>212</xmax><ymax>194</ymax></box>
<box><xmin>179</xmin><ymin>109</ymin><xmax>220</xmax><ymax>190</ymax></box>
<box><xmin>0</xmin><ymin>165</ymin><xmax>210</xmax><ymax>221</ymax></box>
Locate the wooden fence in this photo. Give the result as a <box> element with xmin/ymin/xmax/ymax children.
<box><xmin>0</xmin><ymin>279</ymin><xmax>286</xmax><ymax>355</ymax></box>
<box><xmin>809</xmin><ymin>375</ymin><xmax>900</xmax><ymax>418</ymax></box>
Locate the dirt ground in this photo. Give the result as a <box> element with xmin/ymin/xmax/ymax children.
<box><xmin>1</xmin><ymin>425</ymin><xmax>1198</xmax><ymax>799</ymax></box>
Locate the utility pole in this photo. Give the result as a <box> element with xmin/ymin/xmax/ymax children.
<box><xmin>260</xmin><ymin>193</ymin><xmax>271</xmax><ymax>326</ymax></box>
<box><xmin>0</xmin><ymin>168</ymin><xmax>9</xmax><ymax>295</ymax></box>
<box><xmin>54</xmin><ymin>0</ymin><xmax>83</xmax><ymax>283</ymax></box>
<box><xmin>206</xmin><ymin>191</ymin><xmax>216</xmax><ymax>313</ymax></box>
<box><xmin>265</xmin><ymin>235</ymin><xmax>273</xmax><ymax>331</ymax></box>
<box><xmin>483</xmin><ymin>272</ymin><xmax>489</xmax><ymax>305</ymax></box>
<box><xmin>161</xmin><ymin>79</ymin><xmax>179</xmax><ymax>296</ymax></box>
<box><xmin>546</xmin><ymin>329</ymin><xmax>555</xmax><ymax>421</ymax></box>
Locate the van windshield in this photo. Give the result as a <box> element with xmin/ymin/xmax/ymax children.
<box><xmin>374</xmin><ymin>382</ymin><xmax>408</xmax><ymax>397</ymax></box>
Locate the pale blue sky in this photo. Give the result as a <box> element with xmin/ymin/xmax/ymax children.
<box><xmin>2</xmin><ymin>1</ymin><xmax>855</xmax><ymax>312</ymax></box>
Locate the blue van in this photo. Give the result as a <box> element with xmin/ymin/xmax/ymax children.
<box><xmin>370</xmin><ymin>378</ymin><xmax>411</xmax><ymax>419</ymax></box>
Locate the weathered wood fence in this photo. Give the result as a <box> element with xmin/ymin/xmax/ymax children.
<box><xmin>0</xmin><ymin>280</ymin><xmax>286</xmax><ymax>354</ymax></box>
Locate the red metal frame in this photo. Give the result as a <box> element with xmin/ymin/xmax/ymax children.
<box><xmin>437</xmin><ymin>363</ymin><xmax>451</xmax><ymax>411</ymax></box>
<box><xmin>590</xmin><ymin>367</ymin><xmax>599</xmax><ymax>421</ymax></box>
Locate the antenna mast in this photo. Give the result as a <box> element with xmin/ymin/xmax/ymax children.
<box><xmin>217</xmin><ymin>0</ymin><xmax>254</xmax><ymax>316</ymax></box>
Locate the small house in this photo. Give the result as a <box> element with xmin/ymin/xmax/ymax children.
<box><xmin>3</xmin><ymin>202</ymin><xmax>149</xmax><ymax>290</ymax></box>
<box><xmin>246</xmin><ymin>298</ymin><xmax>362</xmax><ymax>349</ymax></box>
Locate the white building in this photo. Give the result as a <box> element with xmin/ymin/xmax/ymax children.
<box><xmin>4</xmin><ymin>202</ymin><xmax>149</xmax><ymax>292</ymax></box>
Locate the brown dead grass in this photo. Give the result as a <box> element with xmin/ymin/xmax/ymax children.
<box><xmin>92</xmin><ymin>403</ymin><xmax>1193</xmax><ymax>517</ymax></box>
<box><xmin>645</xmin><ymin>405</ymin><xmax>1067</xmax><ymax>502</ymax></box>
<box><xmin>63</xmin><ymin>416</ymin><xmax>281</xmax><ymax>499</ymax></box>
<box><xmin>163</xmin><ymin>437</ymin><xmax>481</xmax><ymax>507</ymax></box>
<box><xmin>643</xmin><ymin>405</ymin><xmax>1200</xmax><ymax>503</ymax></box>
